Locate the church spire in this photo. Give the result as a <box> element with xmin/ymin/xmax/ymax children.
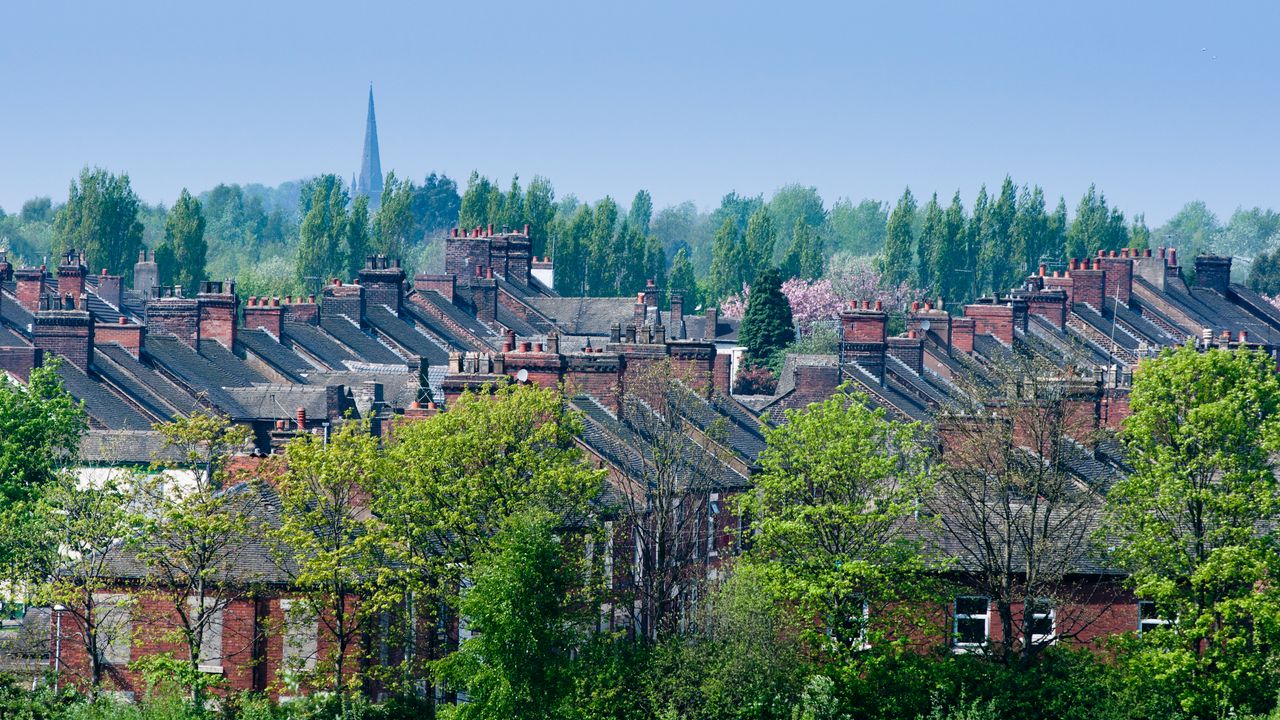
<box><xmin>355</xmin><ymin>84</ymin><xmax>383</xmax><ymax>208</ymax></box>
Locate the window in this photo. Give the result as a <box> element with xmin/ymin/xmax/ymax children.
<box><xmin>1138</xmin><ymin>601</ymin><xmax>1169</xmax><ymax>635</ymax></box>
<box><xmin>953</xmin><ymin>596</ymin><xmax>990</xmax><ymax>649</ymax></box>
<box><xmin>91</xmin><ymin>593</ymin><xmax>132</xmax><ymax>666</ymax></box>
<box><xmin>826</xmin><ymin>596</ymin><xmax>870</xmax><ymax>652</ymax></box>
<box><xmin>603</xmin><ymin>521</ymin><xmax>614</xmax><ymax>590</ymax></box>
<box><xmin>280</xmin><ymin>599</ymin><xmax>317</xmax><ymax>672</ymax></box>
<box><xmin>706</xmin><ymin>493</ymin><xmax>722</xmax><ymax>558</ymax></box>
<box><xmin>1025</xmin><ymin>599</ymin><xmax>1055</xmax><ymax>645</ymax></box>
<box><xmin>187</xmin><ymin>597</ymin><xmax>224</xmax><ymax>673</ymax></box>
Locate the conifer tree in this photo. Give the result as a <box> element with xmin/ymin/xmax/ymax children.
<box><xmin>667</xmin><ymin>247</ymin><xmax>700</xmax><ymax>309</ymax></box>
<box><xmin>934</xmin><ymin>190</ymin><xmax>969</xmax><ymax>303</ymax></box>
<box><xmin>744</xmin><ymin>207</ymin><xmax>778</xmax><ymax>285</ymax></box>
<box><xmin>161</xmin><ymin>189</ymin><xmax>207</xmax><ymax>295</ymax></box>
<box><xmin>738</xmin><ymin>266</ymin><xmax>794</xmax><ymax>365</ymax></box>
<box><xmin>917</xmin><ymin>193</ymin><xmax>944</xmax><ymax>295</ymax></box>
<box><xmin>881</xmin><ymin>188</ymin><xmax>917</xmax><ymax>286</ymax></box>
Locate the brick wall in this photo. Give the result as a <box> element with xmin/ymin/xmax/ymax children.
<box><xmin>887</xmin><ymin>334</ymin><xmax>925</xmax><ymax>374</ymax></box>
<box><xmin>282</xmin><ymin>298</ymin><xmax>318</xmax><ymax>325</ymax></box>
<box><xmin>358</xmin><ymin>257</ymin><xmax>405</xmax><ymax>314</ymax></box>
<box><xmin>1194</xmin><ymin>254</ymin><xmax>1232</xmax><ymax>295</ymax></box>
<box><xmin>1026</xmin><ymin>289</ymin><xmax>1068</xmax><ymax>329</ymax></box>
<box><xmin>321</xmin><ymin>281</ymin><xmax>364</xmax><ymax>324</ymax></box>
<box><xmin>15</xmin><ymin>268</ymin><xmax>44</xmax><ymax>312</ymax></box>
<box><xmin>952</xmin><ymin>317</ymin><xmax>975</xmax><ymax>353</ymax></box>
<box><xmin>564</xmin><ymin>353</ymin><xmax>622</xmax><ymax>411</ymax></box>
<box><xmin>963</xmin><ymin>303</ymin><xmax>1014</xmax><ymax>345</ymax></box>
<box><xmin>1099</xmin><ymin>251</ymin><xmax>1134</xmax><ymax>306</ymax></box>
<box><xmin>470</xmin><ymin>272</ymin><xmax>497</xmax><ymax>323</ymax></box>
<box><xmin>34</xmin><ymin>301</ymin><xmax>94</xmax><ymax>370</ymax></box>
<box><xmin>95</xmin><ymin>320</ymin><xmax>143</xmax><ymax>358</ymax></box>
<box><xmin>244</xmin><ymin>297</ymin><xmax>285</xmax><ymax>337</ymax></box>
<box><xmin>0</xmin><ymin>347</ymin><xmax>42</xmax><ymax>380</ymax></box>
<box><xmin>444</xmin><ymin>233</ymin><xmax>492</xmax><ymax>285</ymax></box>
<box><xmin>1070</xmin><ymin>259</ymin><xmax>1106</xmax><ymax>309</ymax></box>
<box><xmin>145</xmin><ymin>294</ymin><xmax>200</xmax><ymax>347</ymax></box>
<box><xmin>413</xmin><ymin>274</ymin><xmax>455</xmax><ymax>304</ymax></box>
<box><xmin>57</xmin><ymin>253</ymin><xmax>86</xmax><ymax>299</ymax></box>
<box><xmin>506</xmin><ymin>234</ymin><xmax>532</xmax><ymax>285</ymax></box>
<box><xmin>198</xmin><ymin>282</ymin><xmax>238</xmax><ymax>349</ymax></box>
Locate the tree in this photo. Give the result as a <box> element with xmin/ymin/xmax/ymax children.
<box><xmin>743</xmin><ymin>207</ymin><xmax>778</xmax><ymax>285</ymax></box>
<box><xmin>34</xmin><ymin>472</ymin><xmax>135</xmax><ymax>692</ymax></box>
<box><xmin>1067</xmin><ymin>185</ymin><xmax>1126</xmax><ymax>260</ymax></box>
<box><xmin>667</xmin><ymin>247</ymin><xmax>700</xmax><ymax>310</ymax></box>
<box><xmin>0</xmin><ymin>361</ymin><xmax>86</xmax><ymax>574</ymax></box>
<box><xmin>1247</xmin><ymin>248</ymin><xmax>1280</xmax><ymax>296</ymax></box>
<box><xmin>374</xmin><ymin>171</ymin><xmax>415</xmax><ymax>262</ymax></box>
<box><xmin>738</xmin><ymin>266</ymin><xmax>794</xmax><ymax>365</ymax></box>
<box><xmin>434</xmin><ymin>510</ymin><xmax>583</xmax><ymax>720</ymax></box>
<box><xmin>296</xmin><ymin>175</ymin><xmax>350</xmax><ymax>284</ymax></box>
<box><xmin>933</xmin><ymin>190</ymin><xmax>970</xmax><ymax>304</ymax></box>
<box><xmin>52</xmin><ymin>167</ymin><xmax>144</xmax><ymax>278</ymax></box>
<box><xmin>1218</xmin><ymin>207</ymin><xmax>1280</xmax><ymax>258</ymax></box>
<box><xmin>829</xmin><ymin>198</ymin><xmax>888</xmax><ymax>256</ymax></box>
<box><xmin>1011</xmin><ymin>186</ymin><xmax>1048</xmax><ymax>282</ymax></box>
<box><xmin>985</xmin><ymin>177</ymin><xmax>1018</xmax><ymax>291</ymax></box>
<box><xmin>273</xmin><ymin>419</ymin><xmax>384</xmax><ymax>709</ymax></box>
<box><xmin>965</xmin><ymin>186</ymin><xmax>989</xmax><ymax>300</ymax></box>
<box><xmin>20</xmin><ymin>197</ymin><xmax>53</xmax><ymax>223</ymax></box>
<box><xmin>881</xmin><ymin>188</ymin><xmax>917</xmax><ymax>286</ymax></box>
<box><xmin>917</xmin><ymin>193</ymin><xmax>944</xmax><ymax>295</ymax></box>
<box><xmin>1102</xmin><ymin>344</ymin><xmax>1280</xmax><ymax>715</ymax></box>
<box><xmin>553</xmin><ymin>205</ymin><xmax>593</xmax><ymax>296</ymax></box>
<box><xmin>500</xmin><ymin>175</ymin><xmax>525</xmax><ymax>231</ymax></box>
<box><xmin>160</xmin><ymin>189</ymin><xmax>207</xmax><ymax>294</ymax></box>
<box><xmin>706</xmin><ymin>217</ymin><xmax>747</xmax><ymax>302</ymax></box>
<box><xmin>411</xmin><ymin>172</ymin><xmax>462</xmax><ymax>239</ymax></box>
<box><xmin>523</xmin><ymin>175</ymin><xmax>556</xmax><ymax>258</ymax></box>
<box><xmin>345</xmin><ymin>194</ymin><xmax>371</xmax><ymax>279</ymax></box>
<box><xmin>767</xmin><ymin>184</ymin><xmax>827</xmax><ymax>259</ymax></box>
<box><xmin>458</xmin><ymin>172</ymin><xmax>497</xmax><ymax>231</ymax></box>
<box><xmin>780</xmin><ymin>218</ymin><xmax>824</xmax><ymax>282</ymax></box>
<box><xmin>628</xmin><ymin>190</ymin><xmax>653</xmax><ymax>236</ymax></box>
<box><xmin>131</xmin><ymin>412</ymin><xmax>255</xmax><ymax>710</ymax></box>
<box><xmin>1154</xmin><ymin>201</ymin><xmax>1221</xmax><ymax>258</ymax></box>
<box><xmin>930</xmin><ymin>353</ymin><xmax>1109</xmax><ymax>666</ymax></box>
<box><xmin>738</xmin><ymin>384</ymin><xmax>935</xmax><ymax>665</ymax></box>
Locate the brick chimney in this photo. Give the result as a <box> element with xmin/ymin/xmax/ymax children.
<box><xmin>133</xmin><ymin>249</ymin><xmax>158</xmax><ymax>297</ymax></box>
<box><xmin>15</xmin><ymin>267</ymin><xmax>44</xmax><ymax>313</ymax></box>
<box><xmin>321</xmin><ymin>279</ymin><xmax>365</xmax><ymax>324</ymax></box>
<box><xmin>470</xmin><ymin>267</ymin><xmax>497</xmax><ymax>324</ymax></box>
<box><xmin>887</xmin><ymin>333</ymin><xmax>925</xmax><ymax>375</ymax></box>
<box><xmin>0</xmin><ymin>252</ymin><xmax>12</xmax><ymax>282</ymax></box>
<box><xmin>244</xmin><ymin>296</ymin><xmax>284</xmax><ymax>337</ymax></box>
<box><xmin>34</xmin><ymin>293</ymin><xmax>94</xmax><ymax>370</ymax></box>
<box><xmin>1098</xmin><ymin>250</ymin><xmax>1134</xmax><ymax>306</ymax></box>
<box><xmin>1194</xmin><ymin>254</ymin><xmax>1232</xmax><ymax>295</ymax></box>
<box><xmin>704</xmin><ymin>307</ymin><xmax>719</xmax><ymax>341</ymax></box>
<box><xmin>97</xmin><ymin>270</ymin><xmax>124</xmax><ymax>310</ymax></box>
<box><xmin>963</xmin><ymin>300</ymin><xmax>1014</xmax><ymax>345</ymax></box>
<box><xmin>907</xmin><ymin>301</ymin><xmax>951</xmax><ymax>354</ymax></box>
<box><xmin>283</xmin><ymin>296</ymin><xmax>319</xmax><ymax>325</ymax></box>
<box><xmin>145</xmin><ymin>286</ymin><xmax>200</xmax><ymax>347</ymax></box>
<box><xmin>1025</xmin><ymin>289</ymin><xmax>1068</xmax><ymax>329</ymax></box>
<box><xmin>1070</xmin><ymin>259</ymin><xmax>1106</xmax><ymax>309</ymax></box>
<box><xmin>507</xmin><ymin>233</ymin><xmax>532</xmax><ymax>285</ymax></box>
<box><xmin>951</xmin><ymin>317</ymin><xmax>975</xmax><ymax>353</ymax></box>
<box><xmin>57</xmin><ymin>250</ymin><xmax>86</xmax><ymax>300</ymax></box>
<box><xmin>197</xmin><ymin>280</ymin><xmax>238</xmax><ymax>349</ymax></box>
<box><xmin>642</xmin><ymin>279</ymin><xmax>659</xmax><ymax>308</ymax></box>
<box><xmin>358</xmin><ymin>255</ymin><xmax>406</xmax><ymax>315</ymax></box>
<box><xmin>670</xmin><ymin>292</ymin><xmax>685</xmax><ymax>340</ymax></box>
<box><xmin>633</xmin><ymin>293</ymin><xmax>647</xmax><ymax>328</ymax></box>
<box><xmin>839</xmin><ymin>301</ymin><xmax>888</xmax><ymax>381</ymax></box>
<box><xmin>94</xmin><ymin>317</ymin><xmax>143</xmax><ymax>359</ymax></box>
<box><xmin>414</xmin><ymin>274</ymin><xmax>456</xmax><ymax>304</ymax></box>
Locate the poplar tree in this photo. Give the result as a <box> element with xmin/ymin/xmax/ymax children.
<box><xmin>1011</xmin><ymin>185</ymin><xmax>1048</xmax><ymax>280</ymax></box>
<box><xmin>523</xmin><ymin>175</ymin><xmax>556</xmax><ymax>257</ymax></box>
<box><xmin>667</xmin><ymin>247</ymin><xmax>700</xmax><ymax>309</ymax></box>
<box><xmin>917</xmin><ymin>193</ymin><xmax>944</xmax><ymax>295</ymax></box>
<box><xmin>373</xmin><ymin>171</ymin><xmax>415</xmax><ymax>261</ymax></box>
<box><xmin>628</xmin><ymin>190</ymin><xmax>653</xmax><ymax>235</ymax></box>
<box><xmin>881</xmin><ymin>188</ymin><xmax>917</xmax><ymax>286</ymax></box>
<box><xmin>707</xmin><ymin>218</ymin><xmax>747</xmax><ymax>302</ymax></box>
<box><xmin>160</xmin><ymin>189</ymin><xmax>208</xmax><ymax>295</ymax></box>
<box><xmin>780</xmin><ymin>218</ymin><xmax>823</xmax><ymax>281</ymax></box>
<box><xmin>934</xmin><ymin>191</ymin><xmax>969</xmax><ymax>304</ymax></box>
<box><xmin>744</xmin><ymin>207</ymin><xmax>778</xmax><ymax>285</ymax></box>
<box><xmin>296</xmin><ymin>174</ymin><xmax>350</xmax><ymax>283</ymax></box>
<box><xmin>52</xmin><ymin>167</ymin><xmax>144</xmax><ymax>278</ymax></box>
<box><xmin>345</xmin><ymin>194</ymin><xmax>371</xmax><ymax>279</ymax></box>
<box><xmin>966</xmin><ymin>186</ymin><xmax>989</xmax><ymax>299</ymax></box>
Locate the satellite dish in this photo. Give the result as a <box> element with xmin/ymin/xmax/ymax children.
<box><xmin>919</xmin><ymin>319</ymin><xmax>931</xmax><ymax>331</ymax></box>
<box><xmin>516</xmin><ymin>368</ymin><xmax>529</xmax><ymax>383</ymax></box>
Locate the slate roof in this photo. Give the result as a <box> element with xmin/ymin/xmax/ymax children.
<box><xmin>142</xmin><ymin>335</ymin><xmax>251</xmax><ymax>417</ymax></box>
<box><xmin>364</xmin><ymin>305</ymin><xmax>450</xmax><ymax>364</ymax></box>
<box><xmin>224</xmin><ymin>385</ymin><xmax>332</xmax><ymax>421</ymax></box>
<box><xmin>237</xmin><ymin>328</ymin><xmax>315</xmax><ymax>382</ymax></box>
<box><xmin>55</xmin><ymin>362</ymin><xmax>153</xmax><ymax>431</ymax></box>
<box><xmin>93</xmin><ymin>343</ymin><xmax>205</xmax><ymax>417</ymax></box>
<box><xmin>281</xmin><ymin>321</ymin><xmax>358</xmax><ymax>368</ymax></box>
<box><xmin>410</xmin><ymin>291</ymin><xmax>497</xmax><ymax>340</ymax></box>
<box><xmin>319</xmin><ymin>317</ymin><xmax>407</xmax><ymax>365</ymax></box>
<box><xmin>79</xmin><ymin>430</ymin><xmax>187</xmax><ymax>465</ymax></box>
<box><xmin>524</xmin><ymin>297</ymin><xmax>637</xmax><ymax>336</ymax></box>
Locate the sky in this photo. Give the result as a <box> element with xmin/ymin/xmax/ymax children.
<box><xmin>1</xmin><ymin>0</ymin><xmax>1277</xmax><ymax>226</ymax></box>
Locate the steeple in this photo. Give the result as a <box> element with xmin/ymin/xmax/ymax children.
<box><xmin>355</xmin><ymin>84</ymin><xmax>383</xmax><ymax>208</ymax></box>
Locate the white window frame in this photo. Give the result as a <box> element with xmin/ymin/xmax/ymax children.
<box><xmin>1026</xmin><ymin>598</ymin><xmax>1055</xmax><ymax>646</ymax></box>
<box><xmin>91</xmin><ymin>593</ymin><xmax>132</xmax><ymax>666</ymax></box>
<box><xmin>279</xmin><ymin>599</ymin><xmax>317</xmax><ymax>672</ymax></box>
<box><xmin>827</xmin><ymin>597</ymin><xmax>870</xmax><ymax>652</ymax></box>
<box><xmin>602</xmin><ymin>521</ymin><xmax>614</xmax><ymax>590</ymax></box>
<box><xmin>187</xmin><ymin>597</ymin><xmax>224</xmax><ymax>674</ymax></box>
<box><xmin>1137</xmin><ymin>600</ymin><xmax>1170</xmax><ymax>635</ymax></box>
<box><xmin>706</xmin><ymin>493</ymin><xmax>722</xmax><ymax>558</ymax></box>
<box><xmin>952</xmin><ymin>596</ymin><xmax>990</xmax><ymax>651</ymax></box>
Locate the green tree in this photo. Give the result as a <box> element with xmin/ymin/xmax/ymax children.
<box><xmin>458</xmin><ymin>172</ymin><xmax>497</xmax><ymax>230</ymax></box>
<box><xmin>587</xmin><ymin>197</ymin><xmax>620</xmax><ymax>295</ymax></box>
<box><xmin>767</xmin><ymin>184</ymin><xmax>827</xmax><ymax>259</ymax></box>
<box><xmin>1066</xmin><ymin>185</ymin><xmax>1126</xmax><ymax>259</ymax></box>
<box><xmin>522</xmin><ymin>175</ymin><xmax>556</xmax><ymax>258</ymax></box>
<box><xmin>1010</xmin><ymin>185</ymin><xmax>1048</xmax><ymax>282</ymax></box>
<box><xmin>435</xmin><ymin>510</ymin><xmax>583</xmax><ymax>720</ymax></box>
<box><xmin>296</xmin><ymin>175</ymin><xmax>350</xmax><ymax>284</ymax></box>
<box><xmin>500</xmin><ymin>175</ymin><xmax>525</xmax><ymax>231</ymax></box>
<box><xmin>1102</xmin><ymin>344</ymin><xmax>1280</xmax><ymax>715</ymax></box>
<box><xmin>981</xmin><ymin>177</ymin><xmax>1017</xmax><ymax>293</ymax></box>
<box><xmin>744</xmin><ymin>207</ymin><xmax>778</xmax><ymax>285</ymax></box>
<box><xmin>917</xmin><ymin>193</ymin><xmax>944</xmax><ymax>294</ymax></box>
<box><xmin>1247</xmin><ymin>248</ymin><xmax>1280</xmax><ymax>296</ymax></box>
<box><xmin>707</xmin><ymin>217</ymin><xmax>747</xmax><ymax>301</ymax></box>
<box><xmin>781</xmin><ymin>218</ymin><xmax>824</xmax><ymax>281</ymax></box>
<box><xmin>933</xmin><ymin>191</ymin><xmax>969</xmax><ymax>304</ymax></box>
<box><xmin>411</xmin><ymin>172</ymin><xmax>462</xmax><ymax>238</ymax></box>
<box><xmin>1129</xmin><ymin>212</ymin><xmax>1151</xmax><ymax>250</ymax></box>
<box><xmin>1046</xmin><ymin>196</ymin><xmax>1068</xmax><ymax>265</ymax></box>
<box><xmin>1154</xmin><ymin>200</ymin><xmax>1221</xmax><ymax>258</ymax></box>
<box><xmin>829</xmin><ymin>198</ymin><xmax>888</xmax><ymax>256</ymax></box>
<box><xmin>345</xmin><ymin>194</ymin><xmax>371</xmax><ymax>279</ymax></box>
<box><xmin>881</xmin><ymin>188</ymin><xmax>917</xmax><ymax>286</ymax></box>
<box><xmin>628</xmin><ymin>189</ymin><xmax>653</xmax><ymax>236</ymax></box>
<box><xmin>160</xmin><ymin>189</ymin><xmax>207</xmax><ymax>294</ymax></box>
<box><xmin>52</xmin><ymin>167</ymin><xmax>144</xmax><ymax>278</ymax></box>
<box><xmin>0</xmin><ymin>361</ymin><xmax>85</xmax><ymax>574</ymax></box>
<box><xmin>1218</xmin><ymin>207</ymin><xmax>1280</xmax><ymax>258</ymax></box>
<box><xmin>553</xmin><ymin>205</ymin><xmax>593</xmax><ymax>295</ymax></box>
<box><xmin>738</xmin><ymin>384</ymin><xmax>934</xmax><ymax>665</ymax></box>
<box><xmin>965</xmin><ymin>186</ymin><xmax>989</xmax><ymax>300</ymax></box>
<box><xmin>738</xmin><ymin>266</ymin><xmax>794</xmax><ymax>364</ymax></box>
<box><xmin>374</xmin><ymin>171</ymin><xmax>415</xmax><ymax>262</ymax></box>
<box><xmin>666</xmin><ymin>247</ymin><xmax>701</xmax><ymax>310</ymax></box>
<box><xmin>273</xmin><ymin>419</ymin><xmax>384</xmax><ymax>710</ymax></box>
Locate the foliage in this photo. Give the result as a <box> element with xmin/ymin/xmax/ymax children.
<box><xmin>1155</xmin><ymin>200</ymin><xmax>1221</xmax><ymax>259</ymax></box>
<box><xmin>780</xmin><ymin>218</ymin><xmax>824</xmax><ymax>281</ymax></box>
<box><xmin>880</xmin><ymin>188</ymin><xmax>916</xmax><ymax>287</ymax></box>
<box><xmin>296</xmin><ymin>175</ymin><xmax>351</xmax><ymax>285</ymax></box>
<box><xmin>732</xmin><ymin>364</ymin><xmax>778</xmax><ymax>396</ymax></box>
<box><xmin>159</xmin><ymin>189</ymin><xmax>207</xmax><ymax>294</ymax></box>
<box><xmin>738</xmin><ymin>266</ymin><xmax>795</xmax><ymax>364</ymax></box>
<box><xmin>828</xmin><ymin>198</ymin><xmax>887</xmax><ymax>257</ymax></box>
<box><xmin>51</xmin><ymin>167</ymin><xmax>145</xmax><ymax>278</ymax></box>
<box><xmin>666</xmin><ymin>247</ymin><xmax>700</xmax><ymax>309</ymax></box>
<box><xmin>0</xmin><ymin>360</ymin><xmax>86</xmax><ymax>573</ymax></box>
<box><xmin>372</xmin><ymin>171</ymin><xmax>414</xmax><ymax>261</ymax></box>
<box><xmin>435</xmin><ymin>511</ymin><xmax>582</xmax><ymax>720</ymax></box>
<box><xmin>1102</xmin><ymin>344</ymin><xmax>1280</xmax><ymax>715</ymax></box>
<box><xmin>738</xmin><ymin>385</ymin><xmax>936</xmax><ymax>667</ymax></box>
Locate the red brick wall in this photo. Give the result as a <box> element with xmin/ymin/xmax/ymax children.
<box><xmin>963</xmin><ymin>304</ymin><xmax>1013</xmax><ymax>345</ymax></box>
<box><xmin>15</xmin><ymin>268</ymin><xmax>44</xmax><ymax>312</ymax></box>
<box><xmin>414</xmin><ymin>274</ymin><xmax>456</xmax><ymax>304</ymax></box>
<box><xmin>1098</xmin><ymin>254</ymin><xmax>1133</xmax><ymax>306</ymax></box>
<box><xmin>282</xmin><ymin>299</ymin><xmax>319</xmax><ymax>325</ymax></box>
<box><xmin>1071</xmin><ymin>262</ymin><xmax>1106</xmax><ymax>309</ymax></box>
<box><xmin>95</xmin><ymin>322</ymin><xmax>143</xmax><ymax>358</ymax></box>
<box><xmin>244</xmin><ymin>299</ymin><xmax>285</xmax><ymax>337</ymax></box>
<box><xmin>0</xmin><ymin>347</ymin><xmax>42</xmax><ymax>381</ymax></box>
<box><xmin>1027</xmin><ymin>291</ymin><xmax>1068</xmax><ymax>329</ymax></box>
<box><xmin>198</xmin><ymin>296</ymin><xmax>238</xmax><ymax>349</ymax></box>
<box><xmin>33</xmin><ymin>310</ymin><xmax>93</xmax><ymax>370</ymax></box>
<box><xmin>951</xmin><ymin>317</ymin><xmax>975</xmax><ymax>354</ymax></box>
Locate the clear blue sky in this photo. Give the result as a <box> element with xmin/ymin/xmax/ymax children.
<box><xmin>1</xmin><ymin>0</ymin><xmax>1276</xmax><ymax>225</ymax></box>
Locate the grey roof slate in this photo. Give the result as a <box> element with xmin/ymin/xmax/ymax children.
<box><xmin>364</xmin><ymin>305</ymin><xmax>450</xmax><ymax>364</ymax></box>
<box><xmin>237</xmin><ymin>328</ymin><xmax>315</xmax><ymax>381</ymax></box>
<box><xmin>55</xmin><ymin>362</ymin><xmax>153</xmax><ymax>430</ymax></box>
<box><xmin>281</xmin><ymin>321</ymin><xmax>358</xmax><ymax>368</ymax></box>
<box><xmin>94</xmin><ymin>343</ymin><xmax>205</xmax><ymax>416</ymax></box>
<box><xmin>319</xmin><ymin>317</ymin><xmax>407</xmax><ymax>365</ymax></box>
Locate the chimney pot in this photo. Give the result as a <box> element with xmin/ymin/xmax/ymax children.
<box><xmin>1039</xmin><ymin>264</ymin><xmax>1047</xmax><ymax>276</ymax></box>
<box><xmin>296</xmin><ymin>407</ymin><xmax>306</xmax><ymax>429</ymax></box>
<box><xmin>911</xmin><ymin>301</ymin><xmax>920</xmax><ymax>311</ymax></box>
<box><xmin>118</xmin><ymin>316</ymin><xmax>126</xmax><ymax>325</ymax></box>
<box><xmin>875</xmin><ymin>300</ymin><xmax>883</xmax><ymax>311</ymax></box>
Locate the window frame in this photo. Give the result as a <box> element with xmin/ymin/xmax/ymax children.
<box><xmin>1025</xmin><ymin>598</ymin><xmax>1056</xmax><ymax>646</ymax></box>
<box><xmin>1137</xmin><ymin>600</ymin><xmax>1170</xmax><ymax>635</ymax></box>
<box><xmin>952</xmin><ymin>595</ymin><xmax>990</xmax><ymax>651</ymax></box>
